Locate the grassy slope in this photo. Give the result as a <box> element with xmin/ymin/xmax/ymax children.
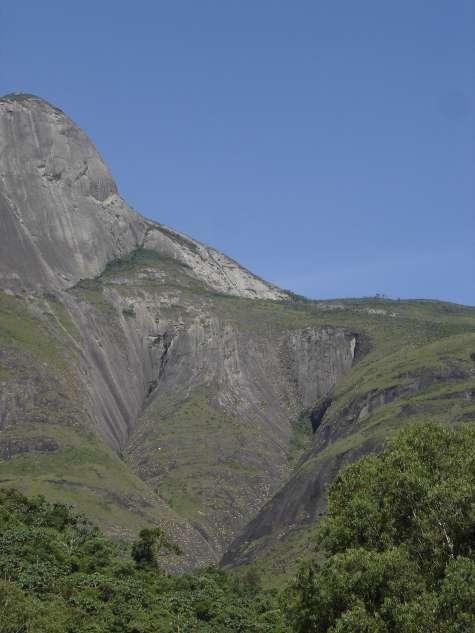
<box><xmin>0</xmin><ymin>290</ymin><xmax>202</xmax><ymax>564</ymax></box>
<box><xmin>1</xmin><ymin>255</ymin><xmax>474</xmax><ymax>579</ymax></box>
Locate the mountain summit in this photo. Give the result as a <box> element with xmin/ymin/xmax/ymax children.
<box><xmin>0</xmin><ymin>94</ymin><xmax>473</xmax><ymax>576</ymax></box>
<box><xmin>0</xmin><ymin>93</ymin><xmax>284</xmax><ymax>300</ymax></box>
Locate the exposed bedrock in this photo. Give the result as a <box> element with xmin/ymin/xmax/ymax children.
<box><xmin>284</xmin><ymin>327</ymin><xmax>356</xmax><ymax>409</ymax></box>
<box><xmin>0</xmin><ymin>94</ymin><xmax>286</xmax><ymax>300</ymax></box>
<box><xmin>221</xmin><ymin>363</ymin><xmax>471</xmax><ymax>567</ymax></box>
<box><xmin>0</xmin><ymin>95</ymin><xmax>146</xmax><ymax>290</ymax></box>
<box><xmin>1</xmin><ymin>92</ymin><xmax>474</xmax><ymax>580</ymax></box>
<box><xmin>63</xmin><ymin>284</ymin><xmax>358</xmax><ymax>557</ymax></box>
<box><xmin>126</xmin><ymin>323</ymin><xmax>356</xmax><ymax>557</ymax></box>
<box><xmin>221</xmin><ymin>436</ymin><xmax>381</xmax><ymax>567</ymax></box>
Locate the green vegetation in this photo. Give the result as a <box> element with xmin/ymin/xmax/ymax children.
<box><xmin>0</xmin><ymin>489</ymin><xmax>286</xmax><ymax>632</ymax></box>
<box><xmin>131</xmin><ymin>527</ymin><xmax>181</xmax><ymax>568</ymax></box>
<box><xmin>70</xmin><ymin>277</ymin><xmax>116</xmax><ymax>315</ymax></box>
<box><xmin>288</xmin><ymin>409</ymin><xmax>314</xmax><ymax>465</ymax></box>
<box><xmin>237</xmin><ymin>320</ymin><xmax>474</xmax><ymax>587</ymax></box>
<box><xmin>0</xmin><ymin>290</ymin><xmax>64</xmax><ymax>364</ymax></box>
<box><xmin>130</xmin><ymin>388</ymin><xmax>267</xmax><ymax>542</ymax></box>
<box><xmin>2</xmin><ymin>256</ymin><xmax>475</xmax><ymax>604</ymax></box>
<box><xmin>211</xmin><ymin>294</ymin><xmax>475</xmax><ymax>346</ymax></box>
<box><xmin>2</xmin><ymin>423</ymin><xmax>473</xmax><ymax>632</ymax></box>
<box><xmin>286</xmin><ymin>423</ymin><xmax>475</xmax><ymax>633</ymax></box>
<box><xmin>0</xmin><ymin>422</ymin><xmax>193</xmax><ymax>542</ymax></box>
<box><xmin>103</xmin><ymin>248</ymin><xmax>192</xmax><ymax>276</ymax></box>
<box><xmin>70</xmin><ymin>247</ymin><xmax>206</xmax><ymax>312</ymax></box>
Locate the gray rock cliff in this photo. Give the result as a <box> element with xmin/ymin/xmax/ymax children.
<box><xmin>0</xmin><ymin>93</ymin><xmax>356</xmax><ymax>566</ymax></box>
<box><xmin>0</xmin><ymin>93</ymin><xmax>286</xmax><ymax>300</ymax></box>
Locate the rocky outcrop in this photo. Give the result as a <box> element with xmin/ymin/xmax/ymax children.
<box><xmin>221</xmin><ymin>436</ymin><xmax>381</xmax><ymax>567</ymax></box>
<box><xmin>0</xmin><ymin>94</ymin><xmax>146</xmax><ymax>290</ymax></box>
<box><xmin>221</xmin><ymin>361</ymin><xmax>473</xmax><ymax>567</ymax></box>
<box><xmin>143</xmin><ymin>225</ymin><xmax>287</xmax><ymax>300</ymax></box>
<box><xmin>0</xmin><ymin>437</ymin><xmax>59</xmax><ymax>459</ymax></box>
<box><xmin>125</xmin><ymin>319</ymin><xmax>356</xmax><ymax>558</ymax></box>
<box><xmin>0</xmin><ymin>270</ymin><xmax>357</xmax><ymax>563</ymax></box>
<box><xmin>284</xmin><ymin>328</ymin><xmax>356</xmax><ymax>409</ymax></box>
<box><xmin>0</xmin><ymin>93</ymin><xmax>285</xmax><ymax>300</ymax></box>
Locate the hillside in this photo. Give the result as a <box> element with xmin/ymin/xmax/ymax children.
<box><xmin>223</xmin><ymin>298</ymin><xmax>475</xmax><ymax>581</ymax></box>
<box><xmin>0</xmin><ymin>93</ymin><xmax>474</xmax><ymax>578</ymax></box>
<box><xmin>1</xmin><ymin>423</ymin><xmax>473</xmax><ymax>632</ymax></box>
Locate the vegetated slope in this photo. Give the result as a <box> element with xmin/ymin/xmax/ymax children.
<box><xmin>0</xmin><ymin>255</ymin><xmax>357</xmax><ymax>568</ymax></box>
<box><xmin>0</xmin><ymin>93</ymin><xmax>473</xmax><ymax>576</ymax></box>
<box><xmin>222</xmin><ymin>297</ymin><xmax>475</xmax><ymax>580</ymax></box>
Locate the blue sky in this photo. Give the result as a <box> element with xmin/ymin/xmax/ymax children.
<box><xmin>1</xmin><ymin>1</ymin><xmax>473</xmax><ymax>304</ymax></box>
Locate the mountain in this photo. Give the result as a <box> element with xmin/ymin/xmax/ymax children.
<box><xmin>1</xmin><ymin>93</ymin><xmax>474</xmax><ymax>578</ymax></box>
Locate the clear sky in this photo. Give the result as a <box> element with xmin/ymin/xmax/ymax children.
<box><xmin>1</xmin><ymin>2</ymin><xmax>473</xmax><ymax>304</ymax></box>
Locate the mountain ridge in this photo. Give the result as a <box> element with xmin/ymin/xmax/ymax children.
<box><xmin>0</xmin><ymin>93</ymin><xmax>286</xmax><ymax>301</ymax></box>
<box><xmin>1</xmin><ymin>93</ymin><xmax>473</xmax><ymax>578</ymax></box>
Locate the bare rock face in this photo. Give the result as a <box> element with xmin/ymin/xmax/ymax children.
<box><xmin>143</xmin><ymin>226</ymin><xmax>287</xmax><ymax>300</ymax></box>
<box><xmin>0</xmin><ymin>93</ymin><xmax>285</xmax><ymax>300</ymax></box>
<box><xmin>0</xmin><ymin>94</ymin><xmax>147</xmax><ymax>290</ymax></box>
<box><xmin>284</xmin><ymin>327</ymin><xmax>356</xmax><ymax>409</ymax></box>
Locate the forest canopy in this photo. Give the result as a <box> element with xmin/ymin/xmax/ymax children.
<box><xmin>286</xmin><ymin>422</ymin><xmax>475</xmax><ymax>633</ymax></box>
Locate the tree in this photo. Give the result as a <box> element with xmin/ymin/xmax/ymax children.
<box><xmin>0</xmin><ymin>488</ymin><xmax>286</xmax><ymax>632</ymax></box>
<box><xmin>131</xmin><ymin>527</ymin><xmax>180</xmax><ymax>568</ymax></box>
<box><xmin>286</xmin><ymin>423</ymin><xmax>475</xmax><ymax>632</ymax></box>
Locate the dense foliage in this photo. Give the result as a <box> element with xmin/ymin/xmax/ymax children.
<box><xmin>286</xmin><ymin>423</ymin><xmax>475</xmax><ymax>632</ymax></box>
<box><xmin>1</xmin><ymin>423</ymin><xmax>473</xmax><ymax>632</ymax></box>
<box><xmin>0</xmin><ymin>489</ymin><xmax>286</xmax><ymax>632</ymax></box>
